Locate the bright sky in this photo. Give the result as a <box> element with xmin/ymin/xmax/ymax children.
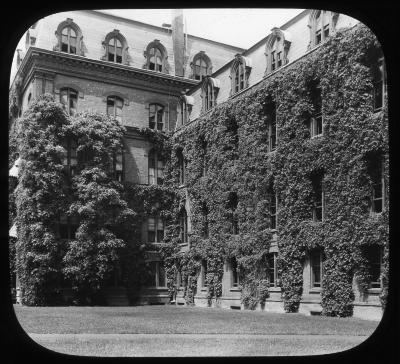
<box><xmin>100</xmin><ymin>8</ymin><xmax>305</xmax><ymax>48</ymax></box>
<box><xmin>10</xmin><ymin>8</ymin><xmax>305</xmax><ymax>84</ymax></box>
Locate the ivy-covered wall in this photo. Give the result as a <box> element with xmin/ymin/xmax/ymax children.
<box><xmin>160</xmin><ymin>24</ymin><xmax>389</xmax><ymax>317</ymax></box>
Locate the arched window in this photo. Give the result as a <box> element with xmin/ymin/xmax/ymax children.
<box><xmin>148</xmin><ymin>149</ymin><xmax>164</xmax><ymax>185</ymax></box>
<box><xmin>201</xmin><ymin>77</ymin><xmax>219</xmax><ymax>113</ymax></box>
<box><xmin>149</xmin><ymin>47</ymin><xmax>163</xmax><ymax>72</ymax></box>
<box><xmin>60</xmin><ymin>88</ymin><xmax>78</xmax><ymax>115</ymax></box>
<box><xmin>54</xmin><ymin>19</ymin><xmax>85</xmax><ymax>56</ymax></box>
<box><xmin>230</xmin><ymin>55</ymin><xmax>251</xmax><ymax>96</ymax></box>
<box><xmin>308</xmin><ymin>10</ymin><xmax>338</xmax><ymax>49</ymax></box>
<box><xmin>61</xmin><ymin>26</ymin><xmax>77</xmax><ymax>54</ymax></box>
<box><xmin>107</xmin><ymin>96</ymin><xmax>123</xmax><ymax>122</ymax></box>
<box><xmin>149</xmin><ymin>103</ymin><xmax>164</xmax><ymax>130</ymax></box>
<box><xmin>144</xmin><ymin>40</ymin><xmax>168</xmax><ymax>73</ymax></box>
<box><xmin>265</xmin><ymin>28</ymin><xmax>291</xmax><ymax>75</ymax></box>
<box><xmin>191</xmin><ymin>52</ymin><xmax>212</xmax><ymax>80</ymax></box>
<box><xmin>108</xmin><ymin>37</ymin><xmax>122</xmax><ymax>63</ymax></box>
<box><xmin>102</xmin><ymin>30</ymin><xmax>131</xmax><ymax>65</ymax></box>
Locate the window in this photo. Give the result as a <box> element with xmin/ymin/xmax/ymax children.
<box><xmin>101</xmin><ymin>30</ymin><xmax>130</xmax><ymax>65</ymax></box>
<box><xmin>233</xmin><ymin>61</ymin><xmax>245</xmax><ymax>93</ymax></box>
<box><xmin>311</xmin><ymin>172</ymin><xmax>324</xmax><ymax>222</ymax></box>
<box><xmin>147</xmin><ymin>216</ymin><xmax>164</xmax><ymax>243</ymax></box>
<box><xmin>145</xmin><ymin>41</ymin><xmax>168</xmax><ymax>73</ymax></box>
<box><xmin>192</xmin><ymin>52</ymin><xmax>212</xmax><ymax>80</ymax></box>
<box><xmin>61</xmin><ymin>26</ymin><xmax>77</xmax><ymax>54</ymax></box>
<box><xmin>268</xmin><ymin>189</ymin><xmax>277</xmax><ymax>230</ymax></box>
<box><xmin>114</xmin><ymin>148</ymin><xmax>123</xmax><ymax>182</ymax></box>
<box><xmin>231</xmin><ymin>257</ymin><xmax>239</xmax><ymax>287</ymax></box>
<box><xmin>107</xmin><ymin>37</ymin><xmax>122</xmax><ymax>63</ymax></box>
<box><xmin>149</xmin><ymin>261</ymin><xmax>166</xmax><ymax>287</ymax></box>
<box><xmin>367</xmin><ymin>153</ymin><xmax>384</xmax><ymax>214</ymax></box>
<box><xmin>308</xmin><ymin>10</ymin><xmax>337</xmax><ymax>48</ymax></box>
<box><xmin>180</xmin><ymin>208</ymin><xmax>188</xmax><ymax>244</ymax></box>
<box><xmin>201</xmin><ymin>260</ymin><xmax>208</xmax><ymax>288</ymax></box>
<box><xmin>202</xmin><ymin>202</ymin><xmax>209</xmax><ymax>238</ymax></box>
<box><xmin>307</xmin><ymin>82</ymin><xmax>323</xmax><ymax>137</ymax></box>
<box><xmin>59</xmin><ymin>214</ymin><xmax>79</xmax><ymax>240</ymax></box>
<box><xmin>60</xmin><ymin>88</ymin><xmax>78</xmax><ymax>116</ymax></box>
<box><xmin>267</xmin><ymin>253</ymin><xmax>281</xmax><ymax>288</ymax></box>
<box><xmin>265</xmin><ymin>28</ymin><xmax>291</xmax><ymax>74</ymax></box>
<box><xmin>107</xmin><ymin>96</ymin><xmax>123</xmax><ymax>122</ymax></box>
<box><xmin>149</xmin><ymin>104</ymin><xmax>164</xmax><ymax>131</ymax></box>
<box><xmin>227</xmin><ymin>192</ymin><xmax>239</xmax><ymax>235</ymax></box>
<box><xmin>373</xmin><ymin>58</ymin><xmax>385</xmax><ymax>112</ymax></box>
<box><xmin>310</xmin><ymin>250</ymin><xmax>324</xmax><ymax>288</ymax></box>
<box><xmin>180</xmin><ymin>98</ymin><xmax>188</xmax><ymax>125</ymax></box>
<box><xmin>201</xmin><ymin>77</ymin><xmax>219</xmax><ymax>112</ymax></box>
<box><xmin>148</xmin><ymin>149</ymin><xmax>164</xmax><ymax>185</ymax></box>
<box><xmin>265</xmin><ymin>101</ymin><xmax>277</xmax><ymax>151</ymax></box>
<box><xmin>363</xmin><ymin>245</ymin><xmax>383</xmax><ymax>289</ymax></box>
<box><xmin>62</xmin><ymin>139</ymin><xmax>78</xmax><ymax>177</ymax></box>
<box><xmin>149</xmin><ymin>47</ymin><xmax>163</xmax><ymax>72</ymax></box>
<box><xmin>54</xmin><ymin>19</ymin><xmax>84</xmax><ymax>56</ymax></box>
<box><xmin>177</xmin><ymin>149</ymin><xmax>185</xmax><ymax>185</ymax></box>
<box><xmin>230</xmin><ymin>55</ymin><xmax>251</xmax><ymax>95</ymax></box>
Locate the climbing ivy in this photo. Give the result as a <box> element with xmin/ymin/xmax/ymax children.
<box><xmin>161</xmin><ymin>23</ymin><xmax>389</xmax><ymax>316</ymax></box>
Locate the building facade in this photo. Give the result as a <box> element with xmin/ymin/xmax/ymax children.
<box><xmin>9</xmin><ymin>9</ymin><xmax>388</xmax><ymax>320</ymax></box>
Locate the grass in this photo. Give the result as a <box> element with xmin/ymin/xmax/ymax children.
<box><xmin>14</xmin><ymin>304</ymin><xmax>379</xmax><ymax>335</ymax></box>
<box><xmin>13</xmin><ymin>305</ymin><xmax>380</xmax><ymax>356</ymax></box>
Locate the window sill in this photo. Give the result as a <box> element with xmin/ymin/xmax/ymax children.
<box><xmin>309</xmin><ymin>288</ymin><xmax>322</xmax><ymax>293</ymax></box>
<box><xmin>267</xmin><ymin>150</ymin><xmax>277</xmax><ymax>155</ymax></box>
<box><xmin>268</xmin><ymin>287</ymin><xmax>281</xmax><ymax>292</ymax></box>
<box><xmin>230</xmin><ymin>287</ymin><xmax>241</xmax><ymax>292</ymax></box>
<box><xmin>367</xmin><ymin>288</ymin><xmax>382</xmax><ymax>294</ymax></box>
<box><xmin>148</xmin><ymin>286</ymin><xmax>168</xmax><ymax>290</ymax></box>
<box><xmin>201</xmin><ymin>287</ymin><xmax>207</xmax><ymax>292</ymax></box>
<box><xmin>178</xmin><ymin>184</ymin><xmax>186</xmax><ymax>189</ymax></box>
<box><xmin>310</xmin><ymin>134</ymin><xmax>323</xmax><ymax>139</ymax></box>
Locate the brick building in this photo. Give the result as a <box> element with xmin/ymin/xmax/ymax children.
<box><xmin>9</xmin><ymin>9</ymin><xmax>387</xmax><ymax>319</ymax></box>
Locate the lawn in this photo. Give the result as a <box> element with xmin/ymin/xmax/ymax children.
<box><xmin>13</xmin><ymin>305</ymin><xmax>380</xmax><ymax>356</ymax></box>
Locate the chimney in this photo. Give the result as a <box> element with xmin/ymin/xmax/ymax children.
<box><xmin>171</xmin><ymin>9</ymin><xmax>185</xmax><ymax>77</ymax></box>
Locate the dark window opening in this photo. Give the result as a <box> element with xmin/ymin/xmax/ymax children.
<box><xmin>107</xmin><ymin>96</ymin><xmax>123</xmax><ymax>122</ymax></box>
<box><xmin>310</xmin><ymin>250</ymin><xmax>324</xmax><ymax>288</ymax></box>
<box><xmin>231</xmin><ymin>257</ymin><xmax>239</xmax><ymax>287</ymax></box>
<box><xmin>149</xmin><ymin>103</ymin><xmax>164</xmax><ymax>131</ymax></box>
<box><xmin>363</xmin><ymin>245</ymin><xmax>382</xmax><ymax>289</ymax></box>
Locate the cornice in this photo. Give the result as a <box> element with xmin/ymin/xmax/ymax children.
<box><xmin>17</xmin><ymin>47</ymin><xmax>198</xmax><ymax>96</ymax></box>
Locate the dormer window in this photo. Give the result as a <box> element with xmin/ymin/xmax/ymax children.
<box><xmin>308</xmin><ymin>10</ymin><xmax>338</xmax><ymax>49</ymax></box>
<box><xmin>54</xmin><ymin>19</ymin><xmax>85</xmax><ymax>56</ymax></box>
<box><xmin>144</xmin><ymin>40</ymin><xmax>169</xmax><ymax>73</ymax></box>
<box><xmin>191</xmin><ymin>52</ymin><xmax>212</xmax><ymax>80</ymax></box>
<box><xmin>230</xmin><ymin>55</ymin><xmax>251</xmax><ymax>96</ymax></box>
<box><xmin>265</xmin><ymin>28</ymin><xmax>291</xmax><ymax>75</ymax></box>
<box><xmin>101</xmin><ymin>30</ymin><xmax>131</xmax><ymax>65</ymax></box>
<box><xmin>201</xmin><ymin>77</ymin><xmax>219</xmax><ymax>113</ymax></box>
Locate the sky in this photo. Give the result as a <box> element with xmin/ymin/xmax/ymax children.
<box><xmin>10</xmin><ymin>8</ymin><xmax>305</xmax><ymax>83</ymax></box>
<box><xmin>99</xmin><ymin>8</ymin><xmax>305</xmax><ymax>48</ymax></box>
